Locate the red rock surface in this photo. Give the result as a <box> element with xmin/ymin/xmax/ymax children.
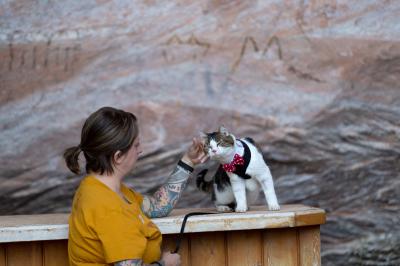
<box><xmin>1</xmin><ymin>1</ymin><xmax>400</xmax><ymax>265</ymax></box>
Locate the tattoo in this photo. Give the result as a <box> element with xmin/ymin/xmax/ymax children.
<box><xmin>141</xmin><ymin>164</ymin><xmax>191</xmax><ymax>218</ymax></box>
<box><xmin>114</xmin><ymin>259</ymin><xmax>163</xmax><ymax>266</ymax></box>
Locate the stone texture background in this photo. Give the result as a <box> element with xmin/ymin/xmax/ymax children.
<box><xmin>1</xmin><ymin>0</ymin><xmax>399</xmax><ymax>265</ymax></box>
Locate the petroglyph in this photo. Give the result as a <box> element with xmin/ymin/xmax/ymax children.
<box><xmin>44</xmin><ymin>39</ymin><xmax>52</xmax><ymax>68</ymax></box>
<box><xmin>54</xmin><ymin>46</ymin><xmax>60</xmax><ymax>66</ymax></box>
<box><xmin>8</xmin><ymin>42</ymin><xmax>14</xmax><ymax>71</ymax></box>
<box><xmin>263</xmin><ymin>36</ymin><xmax>282</xmax><ymax>59</ymax></box>
<box><xmin>231</xmin><ymin>35</ymin><xmax>283</xmax><ymax>72</ymax></box>
<box><xmin>32</xmin><ymin>46</ymin><xmax>37</xmax><ymax>69</ymax></box>
<box><xmin>3</xmin><ymin>42</ymin><xmax>82</xmax><ymax>73</ymax></box>
<box><xmin>19</xmin><ymin>50</ymin><xmax>26</xmax><ymax>68</ymax></box>
<box><xmin>64</xmin><ymin>47</ymin><xmax>70</xmax><ymax>72</ymax></box>
<box><xmin>1</xmin><ymin>29</ymin><xmax>87</xmax><ymax>74</ymax></box>
<box><xmin>162</xmin><ymin>34</ymin><xmax>211</xmax><ymax>62</ymax></box>
<box><xmin>288</xmin><ymin>65</ymin><xmax>323</xmax><ymax>83</ymax></box>
<box><xmin>294</xmin><ymin>0</ymin><xmax>338</xmax><ymax>44</ymax></box>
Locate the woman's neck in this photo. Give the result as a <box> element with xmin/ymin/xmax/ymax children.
<box><xmin>90</xmin><ymin>171</ymin><xmax>124</xmax><ymax>193</ymax></box>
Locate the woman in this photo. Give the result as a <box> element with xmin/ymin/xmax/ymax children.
<box><xmin>64</xmin><ymin>106</ymin><xmax>207</xmax><ymax>266</ymax></box>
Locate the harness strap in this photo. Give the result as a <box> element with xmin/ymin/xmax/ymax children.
<box><xmin>232</xmin><ymin>140</ymin><xmax>251</xmax><ymax>179</ymax></box>
<box><xmin>173</xmin><ymin>212</ymin><xmax>216</xmax><ymax>253</ymax></box>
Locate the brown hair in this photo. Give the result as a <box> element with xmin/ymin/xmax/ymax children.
<box><xmin>63</xmin><ymin>106</ymin><xmax>138</xmax><ymax>175</ymax></box>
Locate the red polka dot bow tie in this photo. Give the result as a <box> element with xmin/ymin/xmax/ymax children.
<box><xmin>223</xmin><ymin>154</ymin><xmax>245</xmax><ymax>172</ymax></box>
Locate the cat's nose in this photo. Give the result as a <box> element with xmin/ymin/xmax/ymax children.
<box><xmin>212</xmin><ymin>149</ymin><xmax>217</xmax><ymax>153</ymax></box>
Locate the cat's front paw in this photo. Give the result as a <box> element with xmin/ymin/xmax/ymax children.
<box><xmin>268</xmin><ymin>203</ymin><xmax>280</xmax><ymax>211</ymax></box>
<box><xmin>235</xmin><ymin>205</ymin><xmax>248</xmax><ymax>213</ymax></box>
<box><xmin>216</xmin><ymin>205</ymin><xmax>233</xmax><ymax>212</ymax></box>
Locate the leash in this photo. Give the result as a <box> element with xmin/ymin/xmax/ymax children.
<box><xmin>173</xmin><ymin>212</ymin><xmax>216</xmax><ymax>254</ymax></box>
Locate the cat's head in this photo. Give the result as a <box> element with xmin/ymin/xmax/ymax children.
<box><xmin>200</xmin><ymin>126</ymin><xmax>236</xmax><ymax>159</ymax></box>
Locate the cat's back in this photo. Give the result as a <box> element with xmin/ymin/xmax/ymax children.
<box><xmin>240</xmin><ymin>137</ymin><xmax>262</xmax><ymax>155</ymax></box>
<box><xmin>240</xmin><ymin>137</ymin><xmax>267</xmax><ymax>171</ymax></box>
<box><xmin>243</xmin><ymin>137</ymin><xmax>263</xmax><ymax>152</ymax></box>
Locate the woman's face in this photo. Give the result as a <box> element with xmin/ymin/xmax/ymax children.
<box><xmin>119</xmin><ymin>137</ymin><xmax>143</xmax><ymax>173</ymax></box>
<box><xmin>129</xmin><ymin>137</ymin><xmax>143</xmax><ymax>167</ymax></box>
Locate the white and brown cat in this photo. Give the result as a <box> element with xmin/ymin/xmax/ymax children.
<box><xmin>197</xmin><ymin>127</ymin><xmax>280</xmax><ymax>212</ymax></box>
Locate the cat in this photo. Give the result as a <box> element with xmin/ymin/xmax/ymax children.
<box><xmin>196</xmin><ymin>126</ymin><xmax>280</xmax><ymax>212</ymax></box>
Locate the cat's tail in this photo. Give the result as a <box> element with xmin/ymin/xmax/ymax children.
<box><xmin>196</xmin><ymin>169</ymin><xmax>213</xmax><ymax>193</ymax></box>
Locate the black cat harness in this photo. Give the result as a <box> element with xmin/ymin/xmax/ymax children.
<box><xmin>222</xmin><ymin>139</ymin><xmax>252</xmax><ymax>179</ymax></box>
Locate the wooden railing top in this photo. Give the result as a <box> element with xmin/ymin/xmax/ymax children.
<box><xmin>0</xmin><ymin>204</ymin><xmax>325</xmax><ymax>243</ymax></box>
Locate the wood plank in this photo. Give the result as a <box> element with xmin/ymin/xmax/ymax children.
<box><xmin>0</xmin><ymin>244</ymin><xmax>6</xmax><ymax>266</ymax></box>
<box><xmin>162</xmin><ymin>234</ymin><xmax>190</xmax><ymax>266</ymax></box>
<box><xmin>161</xmin><ymin>234</ymin><xmax>176</xmax><ymax>253</ymax></box>
<box><xmin>168</xmin><ymin>205</ymin><xmax>314</xmax><ymax>216</ymax></box>
<box><xmin>227</xmin><ymin>230</ymin><xmax>262</xmax><ymax>266</ymax></box>
<box><xmin>6</xmin><ymin>242</ymin><xmax>42</xmax><ymax>266</ymax></box>
<box><xmin>190</xmin><ymin>232</ymin><xmax>225</xmax><ymax>266</ymax></box>
<box><xmin>43</xmin><ymin>240</ymin><xmax>68</xmax><ymax>266</ymax></box>
<box><xmin>264</xmin><ymin>228</ymin><xmax>299</xmax><ymax>266</ymax></box>
<box><xmin>0</xmin><ymin>214</ymin><xmax>68</xmax><ymax>243</ymax></box>
<box><xmin>0</xmin><ymin>205</ymin><xmax>326</xmax><ymax>243</ymax></box>
<box><xmin>299</xmin><ymin>226</ymin><xmax>321</xmax><ymax>266</ymax></box>
<box><xmin>295</xmin><ymin>211</ymin><xmax>326</xmax><ymax>227</ymax></box>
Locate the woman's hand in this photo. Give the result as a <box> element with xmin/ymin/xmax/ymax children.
<box><xmin>181</xmin><ymin>137</ymin><xmax>208</xmax><ymax>167</ymax></box>
<box><xmin>161</xmin><ymin>251</ymin><xmax>181</xmax><ymax>266</ymax></box>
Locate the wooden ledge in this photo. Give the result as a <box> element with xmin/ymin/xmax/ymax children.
<box><xmin>157</xmin><ymin>204</ymin><xmax>325</xmax><ymax>234</ymax></box>
<box><xmin>0</xmin><ymin>204</ymin><xmax>325</xmax><ymax>243</ymax></box>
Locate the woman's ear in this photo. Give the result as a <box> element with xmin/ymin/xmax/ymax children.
<box><xmin>113</xmin><ymin>150</ymin><xmax>124</xmax><ymax>164</ymax></box>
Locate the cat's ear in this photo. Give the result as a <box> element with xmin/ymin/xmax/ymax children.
<box><xmin>219</xmin><ymin>126</ymin><xmax>229</xmax><ymax>135</ymax></box>
<box><xmin>219</xmin><ymin>126</ymin><xmax>236</xmax><ymax>142</ymax></box>
<box><xmin>199</xmin><ymin>131</ymin><xmax>208</xmax><ymax>139</ymax></box>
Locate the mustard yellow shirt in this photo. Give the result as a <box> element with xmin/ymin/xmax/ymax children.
<box><xmin>68</xmin><ymin>176</ymin><xmax>162</xmax><ymax>266</ymax></box>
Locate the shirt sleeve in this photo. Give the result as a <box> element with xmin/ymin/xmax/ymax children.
<box><xmin>96</xmin><ymin>209</ymin><xmax>147</xmax><ymax>263</ymax></box>
<box><xmin>122</xmin><ymin>184</ymin><xmax>144</xmax><ymax>204</ymax></box>
<box><xmin>132</xmin><ymin>189</ymin><xmax>144</xmax><ymax>204</ymax></box>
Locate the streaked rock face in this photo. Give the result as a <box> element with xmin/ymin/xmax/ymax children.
<box><xmin>1</xmin><ymin>1</ymin><xmax>399</xmax><ymax>265</ymax></box>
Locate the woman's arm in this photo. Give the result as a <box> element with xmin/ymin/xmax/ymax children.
<box><xmin>141</xmin><ymin>159</ymin><xmax>193</xmax><ymax>218</ymax></box>
<box><xmin>114</xmin><ymin>259</ymin><xmax>163</xmax><ymax>266</ymax></box>
<box><xmin>141</xmin><ymin>138</ymin><xmax>207</xmax><ymax>218</ymax></box>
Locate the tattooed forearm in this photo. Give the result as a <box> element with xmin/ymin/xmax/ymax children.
<box><xmin>141</xmin><ymin>164</ymin><xmax>192</xmax><ymax>218</ymax></box>
<box><xmin>114</xmin><ymin>259</ymin><xmax>163</xmax><ymax>266</ymax></box>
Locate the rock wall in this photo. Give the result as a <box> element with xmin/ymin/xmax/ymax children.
<box><xmin>1</xmin><ymin>1</ymin><xmax>399</xmax><ymax>265</ymax></box>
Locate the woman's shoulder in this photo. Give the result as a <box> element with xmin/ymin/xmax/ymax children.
<box><xmin>121</xmin><ymin>183</ymin><xmax>144</xmax><ymax>204</ymax></box>
<box><xmin>73</xmin><ymin>176</ymin><xmax>122</xmax><ymax>214</ymax></box>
